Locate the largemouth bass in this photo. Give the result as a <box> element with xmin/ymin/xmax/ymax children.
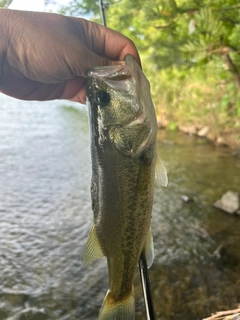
<box><xmin>84</xmin><ymin>54</ymin><xmax>167</xmax><ymax>320</ymax></box>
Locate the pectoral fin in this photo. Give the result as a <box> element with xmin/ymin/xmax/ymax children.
<box><xmin>82</xmin><ymin>225</ymin><xmax>104</xmax><ymax>264</ymax></box>
<box><xmin>143</xmin><ymin>228</ymin><xmax>154</xmax><ymax>268</ymax></box>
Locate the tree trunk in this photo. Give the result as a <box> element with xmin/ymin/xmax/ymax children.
<box><xmin>225</xmin><ymin>53</ymin><xmax>240</xmax><ymax>91</ymax></box>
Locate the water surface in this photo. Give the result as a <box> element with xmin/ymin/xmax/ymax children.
<box><xmin>0</xmin><ymin>94</ymin><xmax>239</xmax><ymax>320</ymax></box>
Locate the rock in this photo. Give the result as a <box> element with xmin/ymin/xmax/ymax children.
<box><xmin>180</xmin><ymin>195</ymin><xmax>194</xmax><ymax>203</ymax></box>
<box><xmin>163</xmin><ymin>139</ymin><xmax>174</xmax><ymax>146</ymax></box>
<box><xmin>232</xmin><ymin>149</ymin><xmax>240</xmax><ymax>157</ymax></box>
<box><xmin>212</xmin><ymin>245</ymin><xmax>238</xmax><ymax>270</ymax></box>
<box><xmin>213</xmin><ymin>191</ymin><xmax>240</xmax><ymax>214</ymax></box>
<box><xmin>180</xmin><ymin>124</ymin><xmax>197</xmax><ymax>135</ymax></box>
<box><xmin>207</xmin><ymin>132</ymin><xmax>217</xmax><ymax>143</ymax></box>
<box><xmin>212</xmin><ymin>245</ymin><xmax>227</xmax><ymax>261</ymax></box>
<box><xmin>216</xmin><ymin>136</ymin><xmax>227</xmax><ymax>146</ymax></box>
<box><xmin>198</xmin><ymin>126</ymin><xmax>209</xmax><ymax>137</ymax></box>
<box><xmin>157</xmin><ymin>118</ymin><xmax>168</xmax><ymax>128</ymax></box>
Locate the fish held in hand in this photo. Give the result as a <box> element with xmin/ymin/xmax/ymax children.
<box><xmin>84</xmin><ymin>54</ymin><xmax>167</xmax><ymax>320</ymax></box>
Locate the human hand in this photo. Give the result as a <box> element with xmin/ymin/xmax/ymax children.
<box><xmin>0</xmin><ymin>9</ymin><xmax>140</xmax><ymax>104</ymax></box>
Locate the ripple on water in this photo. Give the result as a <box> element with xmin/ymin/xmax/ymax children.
<box><xmin>0</xmin><ymin>95</ymin><xmax>240</xmax><ymax>319</ymax></box>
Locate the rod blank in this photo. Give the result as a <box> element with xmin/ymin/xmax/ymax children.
<box><xmin>138</xmin><ymin>254</ymin><xmax>156</xmax><ymax>320</ymax></box>
<box><xmin>99</xmin><ymin>0</ymin><xmax>107</xmax><ymax>26</ymax></box>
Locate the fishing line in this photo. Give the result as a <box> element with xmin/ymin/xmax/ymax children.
<box><xmin>98</xmin><ymin>2</ymin><xmax>156</xmax><ymax>319</ymax></box>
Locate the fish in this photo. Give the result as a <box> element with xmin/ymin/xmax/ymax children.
<box><xmin>83</xmin><ymin>54</ymin><xmax>167</xmax><ymax>320</ymax></box>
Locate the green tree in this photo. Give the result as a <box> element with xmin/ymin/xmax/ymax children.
<box><xmin>61</xmin><ymin>0</ymin><xmax>240</xmax><ymax>91</ymax></box>
<box><xmin>0</xmin><ymin>0</ymin><xmax>12</xmax><ymax>7</ymax></box>
<box><xmin>182</xmin><ymin>4</ymin><xmax>240</xmax><ymax>90</ymax></box>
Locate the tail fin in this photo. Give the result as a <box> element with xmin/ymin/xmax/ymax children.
<box><xmin>97</xmin><ymin>289</ymin><xmax>135</xmax><ymax>320</ymax></box>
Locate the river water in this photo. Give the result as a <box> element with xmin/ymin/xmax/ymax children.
<box><xmin>0</xmin><ymin>93</ymin><xmax>239</xmax><ymax>320</ymax></box>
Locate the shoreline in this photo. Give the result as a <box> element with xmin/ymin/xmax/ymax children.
<box><xmin>157</xmin><ymin>118</ymin><xmax>240</xmax><ymax>152</ymax></box>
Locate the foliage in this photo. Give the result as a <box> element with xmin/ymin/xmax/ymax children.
<box><xmin>61</xmin><ymin>1</ymin><xmax>240</xmax><ymax>73</ymax></box>
<box><xmin>0</xmin><ymin>0</ymin><xmax>12</xmax><ymax>7</ymax></box>
<box><xmin>151</xmin><ymin>62</ymin><xmax>234</xmax><ymax>125</ymax></box>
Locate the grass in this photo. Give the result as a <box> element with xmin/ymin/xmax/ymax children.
<box><xmin>146</xmin><ymin>61</ymin><xmax>240</xmax><ymax>149</ymax></box>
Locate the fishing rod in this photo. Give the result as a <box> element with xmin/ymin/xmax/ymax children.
<box><xmin>98</xmin><ymin>2</ymin><xmax>156</xmax><ymax>319</ymax></box>
<box><xmin>99</xmin><ymin>0</ymin><xmax>107</xmax><ymax>26</ymax></box>
<box><xmin>139</xmin><ymin>253</ymin><xmax>156</xmax><ymax>320</ymax></box>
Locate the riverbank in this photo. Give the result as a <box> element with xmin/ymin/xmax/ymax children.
<box><xmin>148</xmin><ymin>61</ymin><xmax>240</xmax><ymax>152</ymax></box>
<box><xmin>157</xmin><ymin>115</ymin><xmax>240</xmax><ymax>151</ymax></box>
<box><xmin>179</xmin><ymin>124</ymin><xmax>240</xmax><ymax>151</ymax></box>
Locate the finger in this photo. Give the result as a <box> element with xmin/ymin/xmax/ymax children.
<box><xmin>70</xmin><ymin>87</ymin><xmax>86</xmax><ymax>105</ymax></box>
<box><xmin>72</xmin><ymin>18</ymin><xmax>141</xmax><ymax>67</ymax></box>
<box><xmin>60</xmin><ymin>76</ymin><xmax>86</xmax><ymax>102</ymax></box>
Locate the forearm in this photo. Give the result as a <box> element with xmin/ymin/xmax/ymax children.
<box><xmin>0</xmin><ymin>9</ymin><xmax>12</xmax><ymax>87</ymax></box>
<box><xmin>0</xmin><ymin>10</ymin><xmax>6</xmax><ymax>74</ymax></box>
<box><xmin>0</xmin><ymin>9</ymin><xmax>9</xmax><ymax>45</ymax></box>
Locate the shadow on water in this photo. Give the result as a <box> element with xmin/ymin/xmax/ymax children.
<box><xmin>0</xmin><ymin>95</ymin><xmax>240</xmax><ymax>319</ymax></box>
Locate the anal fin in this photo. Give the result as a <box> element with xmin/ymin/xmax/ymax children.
<box><xmin>82</xmin><ymin>225</ymin><xmax>104</xmax><ymax>264</ymax></box>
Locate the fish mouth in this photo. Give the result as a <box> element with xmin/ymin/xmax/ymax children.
<box><xmin>88</xmin><ymin>64</ymin><xmax>133</xmax><ymax>92</ymax></box>
<box><xmin>88</xmin><ymin>64</ymin><xmax>131</xmax><ymax>79</ymax></box>
<box><xmin>87</xmin><ymin>55</ymin><xmax>142</xmax><ymax>92</ymax></box>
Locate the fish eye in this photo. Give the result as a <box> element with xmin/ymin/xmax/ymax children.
<box><xmin>96</xmin><ymin>90</ymin><xmax>110</xmax><ymax>106</ymax></box>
